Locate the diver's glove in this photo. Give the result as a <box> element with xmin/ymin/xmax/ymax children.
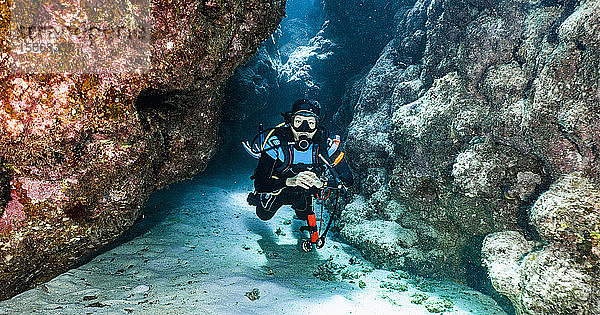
<box><xmin>286</xmin><ymin>171</ymin><xmax>323</xmax><ymax>189</ymax></box>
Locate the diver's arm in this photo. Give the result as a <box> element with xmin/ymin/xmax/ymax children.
<box><xmin>333</xmin><ymin>158</ymin><xmax>354</xmax><ymax>187</ymax></box>
<box><xmin>253</xmin><ymin>153</ymin><xmax>287</xmax><ymax>193</ymax></box>
<box><xmin>325</xmin><ymin>136</ymin><xmax>354</xmax><ymax>187</ymax></box>
<box><xmin>327</xmin><ymin>148</ymin><xmax>354</xmax><ymax>187</ymax></box>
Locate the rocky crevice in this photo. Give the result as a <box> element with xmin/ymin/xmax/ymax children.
<box><xmin>220</xmin><ymin>0</ymin><xmax>406</xmax><ymax>155</ymax></box>
<box><xmin>0</xmin><ymin>162</ymin><xmax>9</xmax><ymax>218</ymax></box>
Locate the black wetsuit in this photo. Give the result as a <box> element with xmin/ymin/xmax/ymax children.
<box><xmin>250</xmin><ymin>128</ymin><xmax>353</xmax><ymax>221</ymax></box>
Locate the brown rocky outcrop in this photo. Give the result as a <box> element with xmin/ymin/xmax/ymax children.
<box><xmin>0</xmin><ymin>0</ymin><xmax>285</xmax><ymax>300</ymax></box>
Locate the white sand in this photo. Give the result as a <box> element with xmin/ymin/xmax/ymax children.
<box><xmin>0</xmin><ymin>160</ymin><xmax>507</xmax><ymax>315</ymax></box>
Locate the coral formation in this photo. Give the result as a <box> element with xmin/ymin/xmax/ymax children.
<box><xmin>483</xmin><ymin>174</ymin><xmax>600</xmax><ymax>314</ymax></box>
<box><xmin>481</xmin><ymin>231</ymin><xmax>538</xmax><ymax>303</ymax></box>
<box><xmin>0</xmin><ymin>0</ymin><xmax>285</xmax><ymax>300</ymax></box>
<box><xmin>483</xmin><ymin>229</ymin><xmax>600</xmax><ymax>314</ymax></box>
<box><xmin>532</xmin><ymin>172</ymin><xmax>600</xmax><ymax>259</ymax></box>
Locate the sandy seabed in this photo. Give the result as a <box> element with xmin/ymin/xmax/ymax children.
<box><xmin>0</xmin><ymin>158</ymin><xmax>507</xmax><ymax>315</ymax></box>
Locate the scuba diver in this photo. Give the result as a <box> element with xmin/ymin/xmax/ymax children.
<box><xmin>244</xmin><ymin>99</ymin><xmax>354</xmax><ymax>251</ymax></box>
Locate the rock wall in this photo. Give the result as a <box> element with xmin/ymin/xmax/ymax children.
<box><xmin>0</xmin><ymin>0</ymin><xmax>286</xmax><ymax>301</ymax></box>
<box><xmin>340</xmin><ymin>0</ymin><xmax>599</xmax><ymax>312</ymax></box>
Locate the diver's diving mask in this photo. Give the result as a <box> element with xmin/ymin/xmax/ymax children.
<box><xmin>290</xmin><ymin>113</ymin><xmax>318</xmax><ymax>151</ymax></box>
<box><xmin>291</xmin><ymin>114</ymin><xmax>318</xmax><ymax>133</ymax></box>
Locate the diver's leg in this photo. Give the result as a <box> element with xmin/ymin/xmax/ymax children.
<box><xmin>255</xmin><ymin>189</ymin><xmax>292</xmax><ymax>221</ymax></box>
<box><xmin>291</xmin><ymin>191</ymin><xmax>311</xmax><ymax>220</ymax></box>
<box><xmin>255</xmin><ymin>194</ymin><xmax>280</xmax><ymax>221</ymax></box>
<box><xmin>294</xmin><ymin>193</ymin><xmax>318</xmax><ymax>243</ymax></box>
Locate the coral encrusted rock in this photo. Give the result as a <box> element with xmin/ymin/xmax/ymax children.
<box><xmin>340</xmin><ymin>0</ymin><xmax>599</xmax><ymax>303</ymax></box>
<box><xmin>481</xmin><ymin>231</ymin><xmax>538</xmax><ymax>303</ymax></box>
<box><xmin>483</xmin><ymin>231</ymin><xmax>600</xmax><ymax>314</ymax></box>
<box><xmin>483</xmin><ymin>173</ymin><xmax>600</xmax><ymax>314</ymax></box>
<box><xmin>517</xmin><ymin>248</ymin><xmax>600</xmax><ymax>315</ymax></box>
<box><xmin>532</xmin><ymin>172</ymin><xmax>600</xmax><ymax>258</ymax></box>
<box><xmin>0</xmin><ymin>0</ymin><xmax>285</xmax><ymax>300</ymax></box>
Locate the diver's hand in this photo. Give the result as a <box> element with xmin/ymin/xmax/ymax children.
<box><xmin>285</xmin><ymin>171</ymin><xmax>312</xmax><ymax>189</ymax></box>
<box><xmin>286</xmin><ymin>171</ymin><xmax>323</xmax><ymax>189</ymax></box>
<box><xmin>305</xmin><ymin>172</ymin><xmax>324</xmax><ymax>189</ymax></box>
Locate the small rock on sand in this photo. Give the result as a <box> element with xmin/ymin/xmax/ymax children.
<box><xmin>132</xmin><ymin>285</ymin><xmax>150</xmax><ymax>294</ymax></box>
<box><xmin>245</xmin><ymin>288</ymin><xmax>260</xmax><ymax>301</ymax></box>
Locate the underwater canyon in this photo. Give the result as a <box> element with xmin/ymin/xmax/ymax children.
<box><xmin>1</xmin><ymin>0</ymin><xmax>599</xmax><ymax>314</ymax></box>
